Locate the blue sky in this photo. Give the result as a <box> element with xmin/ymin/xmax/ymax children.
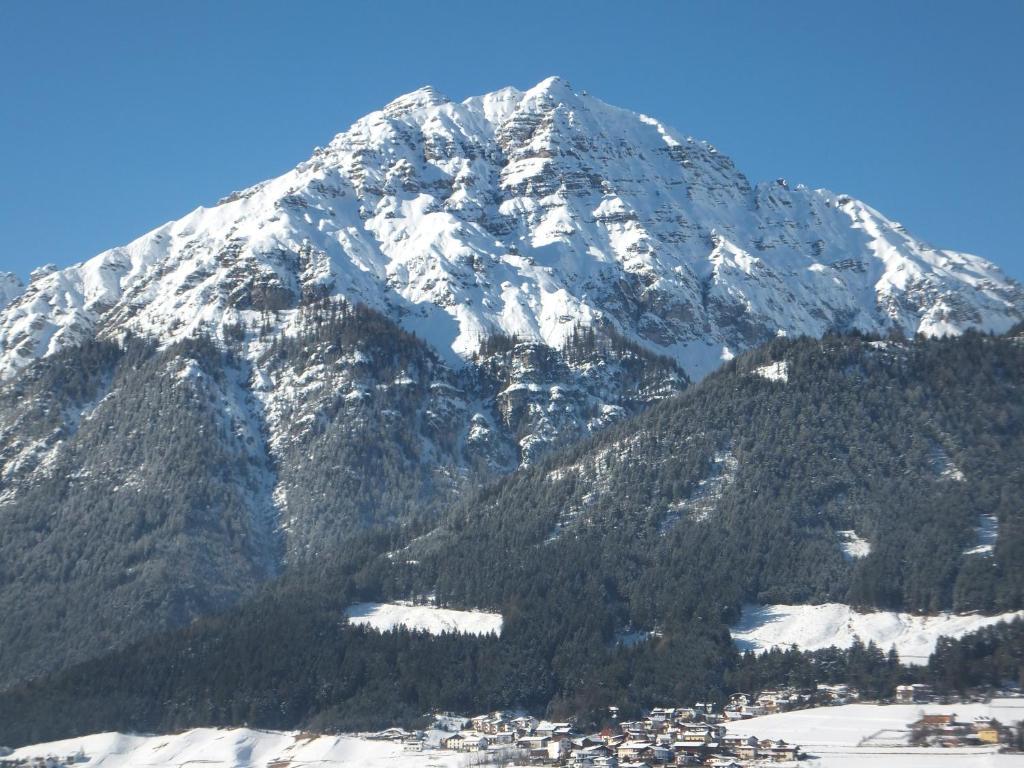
<box><xmin>2</xmin><ymin>0</ymin><xmax>1021</xmax><ymax>281</ymax></box>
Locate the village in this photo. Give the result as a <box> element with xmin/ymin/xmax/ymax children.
<box><xmin>362</xmin><ymin>682</ymin><xmax>1020</xmax><ymax>767</ymax></box>
<box><xmin>375</xmin><ymin>703</ymin><xmax>801</xmax><ymax>768</ymax></box>
<box><xmin>3</xmin><ymin>683</ymin><xmax>1020</xmax><ymax>768</ymax></box>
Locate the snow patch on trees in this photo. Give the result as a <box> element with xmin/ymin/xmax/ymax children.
<box><xmin>838</xmin><ymin>530</ymin><xmax>871</xmax><ymax>560</ymax></box>
<box><xmin>753</xmin><ymin>361</ymin><xmax>789</xmax><ymax>382</ymax></box>
<box><xmin>964</xmin><ymin>514</ymin><xmax>999</xmax><ymax>556</ymax></box>
<box><xmin>730</xmin><ymin>603</ymin><xmax>1024</xmax><ymax>664</ymax></box>
<box><xmin>345</xmin><ymin>602</ymin><xmax>503</xmax><ymax>637</ymax></box>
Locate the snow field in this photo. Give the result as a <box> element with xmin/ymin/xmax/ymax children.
<box><xmin>731</xmin><ymin>603</ymin><xmax>1024</xmax><ymax>664</ymax></box>
<box><xmin>726</xmin><ymin>700</ymin><xmax>1024</xmax><ymax>767</ymax></box>
<box><xmin>345</xmin><ymin>602</ymin><xmax>503</xmax><ymax>637</ymax></box>
<box><xmin>6</xmin><ymin>728</ymin><xmax>474</xmax><ymax>768</ymax></box>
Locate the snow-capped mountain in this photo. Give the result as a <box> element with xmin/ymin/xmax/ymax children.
<box><xmin>1</xmin><ymin>76</ymin><xmax>1020</xmax><ymax>382</ymax></box>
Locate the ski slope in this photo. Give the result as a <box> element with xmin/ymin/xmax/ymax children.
<box><xmin>4</xmin><ymin>728</ymin><xmax>475</xmax><ymax>768</ymax></box>
<box><xmin>731</xmin><ymin>603</ymin><xmax>1024</xmax><ymax>663</ymax></box>
<box><xmin>345</xmin><ymin>602</ymin><xmax>503</xmax><ymax>636</ymax></box>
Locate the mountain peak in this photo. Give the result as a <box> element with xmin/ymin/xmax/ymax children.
<box><xmin>380</xmin><ymin>85</ymin><xmax>451</xmax><ymax>118</ymax></box>
<box><xmin>0</xmin><ymin>81</ymin><xmax>1020</xmax><ymax>381</ymax></box>
<box><xmin>521</xmin><ymin>75</ymin><xmax>579</xmax><ymax>106</ymax></box>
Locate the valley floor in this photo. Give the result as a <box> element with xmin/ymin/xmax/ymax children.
<box><xmin>9</xmin><ymin>701</ymin><xmax>1024</xmax><ymax>767</ymax></box>
<box><xmin>725</xmin><ymin>700</ymin><xmax>1024</xmax><ymax>766</ymax></box>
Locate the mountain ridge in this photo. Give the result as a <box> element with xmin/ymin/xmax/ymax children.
<box><xmin>1</xmin><ymin>76</ymin><xmax>1020</xmax><ymax>381</ymax></box>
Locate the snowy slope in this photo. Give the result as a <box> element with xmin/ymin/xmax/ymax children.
<box><xmin>731</xmin><ymin>603</ymin><xmax>1024</xmax><ymax>663</ymax></box>
<box><xmin>345</xmin><ymin>602</ymin><xmax>503</xmax><ymax>636</ymax></box>
<box><xmin>0</xmin><ymin>77</ymin><xmax>1020</xmax><ymax>381</ymax></box>
<box><xmin>726</xmin><ymin>700</ymin><xmax>1024</xmax><ymax>767</ymax></box>
<box><xmin>10</xmin><ymin>706</ymin><xmax>1024</xmax><ymax>768</ymax></box>
<box><xmin>5</xmin><ymin>728</ymin><xmax>474</xmax><ymax>768</ymax></box>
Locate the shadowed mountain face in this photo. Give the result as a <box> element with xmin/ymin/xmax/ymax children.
<box><xmin>0</xmin><ymin>331</ymin><xmax>1021</xmax><ymax>746</ymax></box>
<box><xmin>0</xmin><ymin>301</ymin><xmax>684</xmax><ymax>689</ymax></box>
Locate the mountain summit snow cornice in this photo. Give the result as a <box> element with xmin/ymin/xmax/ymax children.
<box><xmin>1</xmin><ymin>76</ymin><xmax>1021</xmax><ymax>379</ymax></box>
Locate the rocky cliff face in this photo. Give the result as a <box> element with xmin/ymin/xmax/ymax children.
<box><xmin>0</xmin><ymin>273</ymin><xmax>22</xmax><ymax>311</ymax></box>
<box><xmin>1</xmin><ymin>77</ymin><xmax>1019</xmax><ymax>383</ymax></box>
<box><xmin>0</xmin><ymin>300</ymin><xmax>684</xmax><ymax>687</ymax></box>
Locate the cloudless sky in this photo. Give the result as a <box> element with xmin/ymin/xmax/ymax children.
<box><xmin>2</xmin><ymin>0</ymin><xmax>1022</xmax><ymax>281</ymax></box>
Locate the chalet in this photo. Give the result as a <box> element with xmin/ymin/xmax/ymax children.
<box><xmin>443</xmin><ymin>732</ymin><xmax>487</xmax><ymax>752</ymax></box>
<box><xmin>816</xmin><ymin>683</ymin><xmax>857</xmax><ymax>704</ymax></box>
<box><xmin>681</xmin><ymin>724</ymin><xmax>724</xmax><ymax>742</ymax></box>
<box><xmin>548</xmin><ymin>738</ymin><xmax>572</xmax><ymax>761</ymax></box>
<box><xmin>536</xmin><ymin>720</ymin><xmax>577</xmax><ymax>741</ymax></box>
<box><xmin>766</xmin><ymin>740</ymin><xmax>799</xmax><ymax>761</ymax></box>
<box><xmin>756</xmin><ymin>688</ymin><xmax>802</xmax><ymax>713</ymax></box>
<box><xmin>649</xmin><ymin>744</ymin><xmax>673</xmax><ymax>763</ymax></box>
<box><xmin>895</xmin><ymin>683</ymin><xmax>933</xmax><ymax>704</ymax></box>
<box><xmin>671</xmin><ymin>739</ymin><xmax>710</xmax><ymax>759</ymax></box>
<box><xmin>512</xmin><ymin>715</ymin><xmax>539</xmax><ymax>733</ymax></box>
<box><xmin>620</xmin><ymin>722</ymin><xmax>647</xmax><ymax>740</ymax></box>
<box><xmin>974</xmin><ymin>725</ymin><xmax>1001</xmax><ymax>744</ymax></box>
<box><xmin>472</xmin><ymin>711</ymin><xmax>512</xmax><ymax>735</ymax></box>
<box><xmin>617</xmin><ymin>740</ymin><xmax>654</xmax><ymax>761</ymax></box>
<box><xmin>917</xmin><ymin>713</ymin><xmax>956</xmax><ymax>728</ymax></box>
<box><xmin>569</xmin><ymin>744</ymin><xmax>614</xmax><ymax>768</ymax></box>
<box><xmin>441</xmin><ymin>733</ymin><xmax>464</xmax><ymax>750</ymax></box>
<box><xmin>734</xmin><ymin>742</ymin><xmax>759</xmax><ymax>760</ymax></box>
<box><xmin>721</xmin><ymin>734</ymin><xmax>757</xmax><ymax>750</ymax></box>
<box><xmin>740</xmin><ymin>703</ymin><xmax>767</xmax><ymax>717</ymax></box>
<box><xmin>517</xmin><ymin>735</ymin><xmax>551</xmax><ymax>752</ymax></box>
<box><xmin>972</xmin><ymin>716</ymin><xmax>1001</xmax><ymax>744</ymax></box>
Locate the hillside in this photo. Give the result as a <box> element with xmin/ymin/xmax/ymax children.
<box><xmin>2</xmin><ymin>331</ymin><xmax>1021</xmax><ymax>745</ymax></box>
<box><xmin>0</xmin><ymin>301</ymin><xmax>683</xmax><ymax>689</ymax></box>
<box><xmin>409</xmin><ymin>331</ymin><xmax>1024</xmax><ymax>620</ymax></box>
